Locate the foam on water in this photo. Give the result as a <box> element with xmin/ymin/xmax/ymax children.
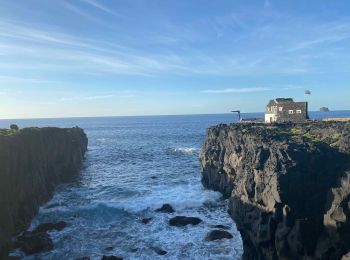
<box><xmin>173</xmin><ymin>147</ymin><xmax>198</xmax><ymax>155</ymax></box>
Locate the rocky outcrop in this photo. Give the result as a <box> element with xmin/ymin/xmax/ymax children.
<box><xmin>0</xmin><ymin>127</ymin><xmax>88</xmax><ymax>257</ymax></box>
<box><xmin>200</xmin><ymin>122</ymin><xmax>350</xmax><ymax>259</ymax></box>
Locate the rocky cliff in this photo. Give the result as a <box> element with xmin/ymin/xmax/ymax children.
<box><xmin>0</xmin><ymin>127</ymin><xmax>88</xmax><ymax>257</ymax></box>
<box><xmin>200</xmin><ymin>122</ymin><xmax>350</xmax><ymax>260</ymax></box>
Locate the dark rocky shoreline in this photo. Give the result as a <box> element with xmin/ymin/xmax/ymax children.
<box><xmin>0</xmin><ymin>127</ymin><xmax>88</xmax><ymax>257</ymax></box>
<box><xmin>200</xmin><ymin>121</ymin><xmax>350</xmax><ymax>259</ymax></box>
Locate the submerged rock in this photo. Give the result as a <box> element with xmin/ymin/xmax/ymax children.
<box><xmin>212</xmin><ymin>225</ymin><xmax>230</xmax><ymax>230</ymax></box>
<box><xmin>104</xmin><ymin>246</ymin><xmax>114</xmax><ymax>251</ymax></box>
<box><xmin>151</xmin><ymin>246</ymin><xmax>167</xmax><ymax>255</ymax></box>
<box><xmin>200</xmin><ymin>122</ymin><xmax>350</xmax><ymax>259</ymax></box>
<box><xmin>156</xmin><ymin>204</ymin><xmax>175</xmax><ymax>213</ymax></box>
<box><xmin>101</xmin><ymin>256</ymin><xmax>123</xmax><ymax>260</ymax></box>
<box><xmin>205</xmin><ymin>230</ymin><xmax>233</xmax><ymax>241</ymax></box>
<box><xmin>169</xmin><ymin>216</ymin><xmax>202</xmax><ymax>226</ymax></box>
<box><xmin>141</xmin><ymin>217</ymin><xmax>153</xmax><ymax>224</ymax></box>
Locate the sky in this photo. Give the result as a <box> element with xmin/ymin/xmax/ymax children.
<box><xmin>0</xmin><ymin>0</ymin><xmax>349</xmax><ymax>118</ymax></box>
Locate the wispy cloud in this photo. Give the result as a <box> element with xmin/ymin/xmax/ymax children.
<box><xmin>59</xmin><ymin>94</ymin><xmax>114</xmax><ymax>102</ymax></box>
<box><xmin>201</xmin><ymin>87</ymin><xmax>271</xmax><ymax>94</ymax></box>
<box><xmin>80</xmin><ymin>0</ymin><xmax>116</xmax><ymax>15</ymax></box>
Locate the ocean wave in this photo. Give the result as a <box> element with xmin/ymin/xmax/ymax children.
<box><xmin>173</xmin><ymin>147</ymin><xmax>198</xmax><ymax>155</ymax></box>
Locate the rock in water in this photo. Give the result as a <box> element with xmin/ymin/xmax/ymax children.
<box><xmin>101</xmin><ymin>256</ymin><xmax>123</xmax><ymax>260</ymax></box>
<box><xmin>15</xmin><ymin>231</ymin><xmax>53</xmax><ymax>255</ymax></box>
<box><xmin>151</xmin><ymin>247</ymin><xmax>167</xmax><ymax>255</ymax></box>
<box><xmin>212</xmin><ymin>225</ymin><xmax>230</xmax><ymax>230</ymax></box>
<box><xmin>200</xmin><ymin>122</ymin><xmax>350</xmax><ymax>259</ymax></box>
<box><xmin>205</xmin><ymin>230</ymin><xmax>233</xmax><ymax>241</ymax></box>
<box><xmin>141</xmin><ymin>218</ymin><xmax>153</xmax><ymax>224</ymax></box>
<box><xmin>35</xmin><ymin>221</ymin><xmax>67</xmax><ymax>233</ymax></box>
<box><xmin>169</xmin><ymin>216</ymin><xmax>202</xmax><ymax>226</ymax></box>
<box><xmin>155</xmin><ymin>204</ymin><xmax>175</xmax><ymax>213</ymax></box>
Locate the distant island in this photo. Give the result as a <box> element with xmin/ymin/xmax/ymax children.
<box><xmin>320</xmin><ymin>107</ymin><xmax>330</xmax><ymax>112</ymax></box>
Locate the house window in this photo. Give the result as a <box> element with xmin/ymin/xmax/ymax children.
<box><xmin>279</xmin><ymin>107</ymin><xmax>283</xmax><ymax>112</ymax></box>
<box><xmin>267</xmin><ymin>107</ymin><xmax>270</xmax><ymax>112</ymax></box>
<box><xmin>296</xmin><ymin>110</ymin><xmax>302</xmax><ymax>114</ymax></box>
<box><xmin>288</xmin><ymin>110</ymin><xmax>294</xmax><ymax>114</ymax></box>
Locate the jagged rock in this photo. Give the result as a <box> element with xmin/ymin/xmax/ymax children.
<box><xmin>0</xmin><ymin>127</ymin><xmax>88</xmax><ymax>257</ymax></box>
<box><xmin>169</xmin><ymin>216</ymin><xmax>202</xmax><ymax>226</ymax></box>
<box><xmin>141</xmin><ymin>217</ymin><xmax>153</xmax><ymax>224</ymax></box>
<box><xmin>35</xmin><ymin>221</ymin><xmax>67</xmax><ymax>233</ymax></box>
<box><xmin>101</xmin><ymin>256</ymin><xmax>123</xmax><ymax>260</ymax></box>
<box><xmin>205</xmin><ymin>230</ymin><xmax>233</xmax><ymax>241</ymax></box>
<box><xmin>200</xmin><ymin>122</ymin><xmax>350</xmax><ymax>259</ymax></box>
<box><xmin>156</xmin><ymin>204</ymin><xmax>175</xmax><ymax>213</ymax></box>
<box><xmin>151</xmin><ymin>246</ymin><xmax>167</xmax><ymax>255</ymax></box>
<box><xmin>15</xmin><ymin>231</ymin><xmax>53</xmax><ymax>255</ymax></box>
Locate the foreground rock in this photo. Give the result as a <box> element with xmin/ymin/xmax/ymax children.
<box><xmin>156</xmin><ymin>204</ymin><xmax>175</xmax><ymax>213</ymax></box>
<box><xmin>14</xmin><ymin>221</ymin><xmax>68</xmax><ymax>255</ymax></box>
<box><xmin>0</xmin><ymin>127</ymin><xmax>88</xmax><ymax>257</ymax></box>
<box><xmin>169</xmin><ymin>216</ymin><xmax>202</xmax><ymax>226</ymax></box>
<box><xmin>200</xmin><ymin>122</ymin><xmax>350</xmax><ymax>259</ymax></box>
<box><xmin>205</xmin><ymin>230</ymin><xmax>233</xmax><ymax>241</ymax></box>
<box><xmin>15</xmin><ymin>231</ymin><xmax>53</xmax><ymax>255</ymax></box>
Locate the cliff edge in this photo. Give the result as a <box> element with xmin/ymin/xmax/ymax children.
<box><xmin>200</xmin><ymin>122</ymin><xmax>350</xmax><ymax>260</ymax></box>
<box><xmin>0</xmin><ymin>127</ymin><xmax>88</xmax><ymax>256</ymax></box>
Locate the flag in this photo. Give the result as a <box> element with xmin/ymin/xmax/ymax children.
<box><xmin>305</xmin><ymin>89</ymin><xmax>311</xmax><ymax>95</ymax></box>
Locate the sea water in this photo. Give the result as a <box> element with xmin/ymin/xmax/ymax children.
<box><xmin>1</xmin><ymin>111</ymin><xmax>349</xmax><ymax>260</ymax></box>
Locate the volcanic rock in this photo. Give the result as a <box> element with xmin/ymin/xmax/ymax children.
<box><xmin>156</xmin><ymin>204</ymin><xmax>175</xmax><ymax>213</ymax></box>
<box><xmin>169</xmin><ymin>216</ymin><xmax>202</xmax><ymax>226</ymax></box>
<box><xmin>205</xmin><ymin>230</ymin><xmax>233</xmax><ymax>241</ymax></box>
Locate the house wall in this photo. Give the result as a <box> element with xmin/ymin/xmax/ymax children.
<box><xmin>265</xmin><ymin>100</ymin><xmax>308</xmax><ymax>123</ymax></box>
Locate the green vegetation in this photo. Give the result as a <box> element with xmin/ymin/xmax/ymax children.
<box><xmin>302</xmin><ymin>132</ymin><xmax>324</xmax><ymax>143</ymax></box>
<box><xmin>0</xmin><ymin>125</ymin><xmax>21</xmax><ymax>137</ymax></box>
<box><xmin>242</xmin><ymin>128</ymin><xmax>248</xmax><ymax>134</ymax></box>
<box><xmin>291</xmin><ymin>128</ymin><xmax>300</xmax><ymax>135</ymax></box>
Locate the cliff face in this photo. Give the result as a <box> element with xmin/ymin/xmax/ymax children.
<box><xmin>200</xmin><ymin>122</ymin><xmax>350</xmax><ymax>260</ymax></box>
<box><xmin>0</xmin><ymin>127</ymin><xmax>88</xmax><ymax>256</ymax></box>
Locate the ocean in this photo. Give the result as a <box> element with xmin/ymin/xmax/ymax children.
<box><xmin>1</xmin><ymin>111</ymin><xmax>349</xmax><ymax>260</ymax></box>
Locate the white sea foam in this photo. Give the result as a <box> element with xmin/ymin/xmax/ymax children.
<box><xmin>174</xmin><ymin>147</ymin><xmax>198</xmax><ymax>154</ymax></box>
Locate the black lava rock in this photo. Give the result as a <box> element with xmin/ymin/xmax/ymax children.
<box><xmin>156</xmin><ymin>204</ymin><xmax>175</xmax><ymax>213</ymax></box>
<box><xmin>169</xmin><ymin>216</ymin><xmax>202</xmax><ymax>226</ymax></box>
<box><xmin>205</xmin><ymin>230</ymin><xmax>233</xmax><ymax>241</ymax></box>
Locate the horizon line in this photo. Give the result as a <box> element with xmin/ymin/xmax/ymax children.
<box><xmin>1</xmin><ymin>110</ymin><xmax>350</xmax><ymax>121</ymax></box>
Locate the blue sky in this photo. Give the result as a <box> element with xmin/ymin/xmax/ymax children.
<box><xmin>0</xmin><ymin>0</ymin><xmax>349</xmax><ymax>118</ymax></box>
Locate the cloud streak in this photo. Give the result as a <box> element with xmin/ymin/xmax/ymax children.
<box><xmin>201</xmin><ymin>87</ymin><xmax>271</xmax><ymax>94</ymax></box>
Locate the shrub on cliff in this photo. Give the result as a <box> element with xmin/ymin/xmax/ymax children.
<box><xmin>10</xmin><ymin>124</ymin><xmax>19</xmax><ymax>131</ymax></box>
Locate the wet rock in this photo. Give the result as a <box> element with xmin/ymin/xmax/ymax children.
<box><xmin>156</xmin><ymin>204</ymin><xmax>175</xmax><ymax>213</ymax></box>
<box><xmin>205</xmin><ymin>230</ymin><xmax>233</xmax><ymax>241</ymax></box>
<box><xmin>212</xmin><ymin>225</ymin><xmax>230</xmax><ymax>230</ymax></box>
<box><xmin>16</xmin><ymin>231</ymin><xmax>53</xmax><ymax>255</ymax></box>
<box><xmin>169</xmin><ymin>216</ymin><xmax>202</xmax><ymax>226</ymax></box>
<box><xmin>152</xmin><ymin>246</ymin><xmax>167</xmax><ymax>255</ymax></box>
<box><xmin>150</xmin><ymin>176</ymin><xmax>157</xmax><ymax>179</ymax></box>
<box><xmin>141</xmin><ymin>217</ymin><xmax>153</xmax><ymax>224</ymax></box>
<box><xmin>101</xmin><ymin>256</ymin><xmax>123</xmax><ymax>260</ymax></box>
<box><xmin>35</xmin><ymin>221</ymin><xmax>67</xmax><ymax>233</ymax></box>
<box><xmin>105</xmin><ymin>246</ymin><xmax>114</xmax><ymax>251</ymax></box>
